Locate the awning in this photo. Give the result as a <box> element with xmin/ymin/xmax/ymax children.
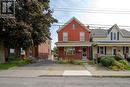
<box><xmin>55</xmin><ymin>41</ymin><xmax>91</xmax><ymax>47</ymax></box>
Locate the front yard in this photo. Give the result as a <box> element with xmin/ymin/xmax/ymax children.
<box><xmin>0</xmin><ymin>58</ymin><xmax>30</xmax><ymax>70</ymax></box>
<box><xmin>89</xmin><ymin>56</ymin><xmax>130</xmax><ymax>71</ymax></box>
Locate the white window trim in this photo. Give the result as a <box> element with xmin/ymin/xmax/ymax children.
<box><xmin>80</xmin><ymin>32</ymin><xmax>85</xmax><ymax>41</ymax></box>
<box><xmin>63</xmin><ymin>32</ymin><xmax>68</xmax><ymax>41</ymax></box>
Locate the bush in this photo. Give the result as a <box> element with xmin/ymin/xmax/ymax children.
<box><xmin>100</xmin><ymin>56</ymin><xmax>115</xmax><ymax>67</ymax></box>
<box><xmin>114</xmin><ymin>56</ymin><xmax>123</xmax><ymax>61</ymax></box>
<box><xmin>119</xmin><ymin>60</ymin><xmax>129</xmax><ymax>66</ymax></box>
<box><xmin>110</xmin><ymin>60</ymin><xmax>125</xmax><ymax>70</ymax></box>
<box><xmin>72</xmin><ymin>60</ymin><xmax>84</xmax><ymax>65</ymax></box>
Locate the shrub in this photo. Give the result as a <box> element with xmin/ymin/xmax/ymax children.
<box><xmin>62</xmin><ymin>60</ymin><xmax>70</xmax><ymax>64</ymax></box>
<box><xmin>110</xmin><ymin>60</ymin><xmax>124</xmax><ymax>70</ymax></box>
<box><xmin>114</xmin><ymin>56</ymin><xmax>123</xmax><ymax>61</ymax></box>
<box><xmin>119</xmin><ymin>60</ymin><xmax>129</xmax><ymax>66</ymax></box>
<box><xmin>72</xmin><ymin>60</ymin><xmax>84</xmax><ymax>65</ymax></box>
<box><xmin>100</xmin><ymin>56</ymin><xmax>115</xmax><ymax>67</ymax></box>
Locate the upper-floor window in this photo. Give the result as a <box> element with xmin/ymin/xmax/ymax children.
<box><xmin>114</xmin><ymin>33</ymin><xmax>116</xmax><ymax>40</ymax></box>
<box><xmin>80</xmin><ymin>32</ymin><xmax>85</xmax><ymax>41</ymax></box>
<box><xmin>111</xmin><ymin>32</ymin><xmax>119</xmax><ymax>40</ymax></box>
<box><xmin>1</xmin><ymin>0</ymin><xmax>15</xmax><ymax>14</ymax></box>
<box><xmin>63</xmin><ymin>32</ymin><xmax>68</xmax><ymax>41</ymax></box>
<box><xmin>72</xmin><ymin>24</ymin><xmax>77</xmax><ymax>29</ymax></box>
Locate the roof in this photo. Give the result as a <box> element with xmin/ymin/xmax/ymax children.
<box><xmin>91</xmin><ymin>24</ymin><xmax>130</xmax><ymax>38</ymax></box>
<box><xmin>57</xmin><ymin>17</ymin><xmax>90</xmax><ymax>32</ymax></box>
<box><xmin>91</xmin><ymin>29</ymin><xmax>108</xmax><ymax>37</ymax></box>
<box><xmin>120</xmin><ymin>29</ymin><xmax>130</xmax><ymax>37</ymax></box>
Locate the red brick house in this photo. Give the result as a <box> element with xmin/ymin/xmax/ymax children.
<box><xmin>32</xmin><ymin>40</ymin><xmax>51</xmax><ymax>59</ymax></box>
<box><xmin>56</xmin><ymin>17</ymin><xmax>91</xmax><ymax>62</ymax></box>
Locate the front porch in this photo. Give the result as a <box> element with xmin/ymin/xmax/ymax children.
<box><xmin>93</xmin><ymin>46</ymin><xmax>130</xmax><ymax>59</ymax></box>
<box><xmin>56</xmin><ymin>41</ymin><xmax>91</xmax><ymax>62</ymax></box>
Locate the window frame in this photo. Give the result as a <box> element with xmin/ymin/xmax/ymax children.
<box><xmin>72</xmin><ymin>24</ymin><xmax>77</xmax><ymax>30</ymax></box>
<box><xmin>63</xmin><ymin>32</ymin><xmax>68</xmax><ymax>41</ymax></box>
<box><xmin>65</xmin><ymin>47</ymin><xmax>75</xmax><ymax>55</ymax></box>
<box><xmin>80</xmin><ymin>32</ymin><xmax>85</xmax><ymax>41</ymax></box>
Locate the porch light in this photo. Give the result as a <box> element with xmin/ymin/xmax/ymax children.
<box><xmin>1</xmin><ymin>0</ymin><xmax>15</xmax><ymax>14</ymax></box>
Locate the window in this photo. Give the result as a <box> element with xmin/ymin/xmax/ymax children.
<box><xmin>114</xmin><ymin>33</ymin><xmax>116</xmax><ymax>40</ymax></box>
<box><xmin>111</xmin><ymin>32</ymin><xmax>118</xmax><ymax>40</ymax></box>
<box><xmin>1</xmin><ymin>0</ymin><xmax>15</xmax><ymax>14</ymax></box>
<box><xmin>98</xmin><ymin>46</ymin><xmax>106</xmax><ymax>54</ymax></box>
<box><xmin>65</xmin><ymin>47</ymin><xmax>75</xmax><ymax>55</ymax></box>
<box><xmin>100</xmin><ymin>47</ymin><xmax>104</xmax><ymax>54</ymax></box>
<box><xmin>123</xmin><ymin>47</ymin><xmax>129</xmax><ymax>54</ymax></box>
<box><xmin>63</xmin><ymin>32</ymin><xmax>68</xmax><ymax>41</ymax></box>
<box><xmin>72</xmin><ymin>24</ymin><xmax>76</xmax><ymax>29</ymax></box>
<box><xmin>126</xmin><ymin>47</ymin><xmax>129</xmax><ymax>53</ymax></box>
<box><xmin>80</xmin><ymin>32</ymin><xmax>85</xmax><ymax>41</ymax></box>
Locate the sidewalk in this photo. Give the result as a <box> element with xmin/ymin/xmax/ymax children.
<box><xmin>0</xmin><ymin>63</ymin><xmax>130</xmax><ymax>77</ymax></box>
<box><xmin>84</xmin><ymin>64</ymin><xmax>130</xmax><ymax>77</ymax></box>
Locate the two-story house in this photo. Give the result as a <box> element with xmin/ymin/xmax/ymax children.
<box><xmin>91</xmin><ymin>24</ymin><xmax>130</xmax><ymax>59</ymax></box>
<box><xmin>56</xmin><ymin>17</ymin><xmax>91</xmax><ymax>62</ymax></box>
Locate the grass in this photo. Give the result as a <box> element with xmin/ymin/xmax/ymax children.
<box><xmin>0</xmin><ymin>58</ymin><xmax>30</xmax><ymax>70</ymax></box>
<box><xmin>56</xmin><ymin>60</ymin><xmax>84</xmax><ymax>66</ymax></box>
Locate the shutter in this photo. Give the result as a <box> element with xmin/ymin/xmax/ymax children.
<box><xmin>117</xmin><ymin>32</ymin><xmax>119</xmax><ymax>40</ymax></box>
<box><xmin>105</xmin><ymin>46</ymin><xmax>107</xmax><ymax>55</ymax></box>
<box><xmin>111</xmin><ymin>32</ymin><xmax>113</xmax><ymax>40</ymax></box>
<box><xmin>97</xmin><ymin>46</ymin><xmax>99</xmax><ymax>53</ymax></box>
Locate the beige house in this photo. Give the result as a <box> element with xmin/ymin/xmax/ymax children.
<box><xmin>91</xmin><ymin>24</ymin><xmax>130</xmax><ymax>59</ymax></box>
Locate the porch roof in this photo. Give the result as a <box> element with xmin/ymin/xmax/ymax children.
<box><xmin>55</xmin><ymin>41</ymin><xmax>91</xmax><ymax>47</ymax></box>
<box><xmin>96</xmin><ymin>41</ymin><xmax>130</xmax><ymax>46</ymax></box>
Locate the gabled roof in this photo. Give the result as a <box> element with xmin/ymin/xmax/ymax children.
<box><xmin>91</xmin><ymin>29</ymin><xmax>107</xmax><ymax>37</ymax></box>
<box><xmin>91</xmin><ymin>24</ymin><xmax>130</xmax><ymax>38</ymax></box>
<box><xmin>57</xmin><ymin>17</ymin><xmax>90</xmax><ymax>32</ymax></box>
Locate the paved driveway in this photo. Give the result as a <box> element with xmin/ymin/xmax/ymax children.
<box><xmin>0</xmin><ymin>60</ymin><xmax>91</xmax><ymax>77</ymax></box>
<box><xmin>15</xmin><ymin>60</ymin><xmax>85</xmax><ymax>70</ymax></box>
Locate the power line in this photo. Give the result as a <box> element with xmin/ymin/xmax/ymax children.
<box><xmin>53</xmin><ymin>8</ymin><xmax>130</xmax><ymax>14</ymax></box>
<box><xmin>51</xmin><ymin>24</ymin><xmax>130</xmax><ymax>29</ymax></box>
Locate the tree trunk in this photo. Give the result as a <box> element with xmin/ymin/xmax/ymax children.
<box><xmin>0</xmin><ymin>41</ymin><xmax>5</xmax><ymax>63</ymax></box>
<box><xmin>15</xmin><ymin>47</ymin><xmax>20</xmax><ymax>58</ymax></box>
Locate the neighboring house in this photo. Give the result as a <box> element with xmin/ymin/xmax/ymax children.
<box><xmin>56</xmin><ymin>17</ymin><xmax>91</xmax><ymax>62</ymax></box>
<box><xmin>32</xmin><ymin>40</ymin><xmax>51</xmax><ymax>59</ymax></box>
<box><xmin>91</xmin><ymin>24</ymin><xmax>130</xmax><ymax>59</ymax></box>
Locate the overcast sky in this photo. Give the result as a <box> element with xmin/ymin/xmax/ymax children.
<box><xmin>50</xmin><ymin>0</ymin><xmax>130</xmax><ymax>49</ymax></box>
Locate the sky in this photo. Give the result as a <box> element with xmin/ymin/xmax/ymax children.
<box><xmin>50</xmin><ymin>0</ymin><xmax>130</xmax><ymax>49</ymax></box>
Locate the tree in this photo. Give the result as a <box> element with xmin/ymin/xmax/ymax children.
<box><xmin>0</xmin><ymin>0</ymin><xmax>57</xmax><ymax>59</ymax></box>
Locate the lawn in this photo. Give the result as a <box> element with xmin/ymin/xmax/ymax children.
<box><xmin>0</xmin><ymin>58</ymin><xmax>30</xmax><ymax>70</ymax></box>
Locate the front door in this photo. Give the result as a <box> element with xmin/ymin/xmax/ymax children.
<box><xmin>112</xmin><ymin>48</ymin><xmax>117</xmax><ymax>56</ymax></box>
<box><xmin>82</xmin><ymin>47</ymin><xmax>87</xmax><ymax>61</ymax></box>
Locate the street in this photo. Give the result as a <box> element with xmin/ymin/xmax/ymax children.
<box><xmin>0</xmin><ymin>77</ymin><xmax>130</xmax><ymax>87</ymax></box>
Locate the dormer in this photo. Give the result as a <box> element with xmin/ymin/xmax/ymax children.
<box><xmin>108</xmin><ymin>24</ymin><xmax>122</xmax><ymax>41</ymax></box>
